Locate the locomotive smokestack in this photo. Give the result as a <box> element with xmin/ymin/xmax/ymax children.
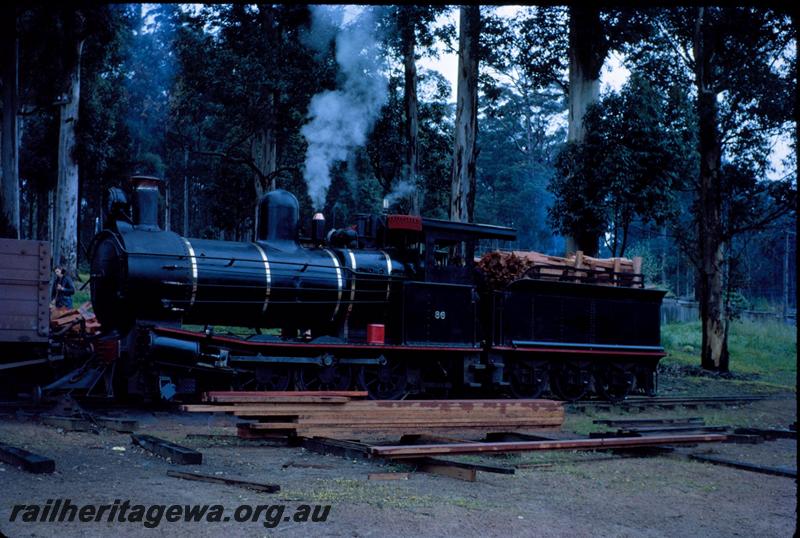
<box><xmin>311</xmin><ymin>212</ymin><xmax>325</xmax><ymax>245</ymax></box>
<box><xmin>130</xmin><ymin>176</ymin><xmax>163</xmax><ymax>230</ymax></box>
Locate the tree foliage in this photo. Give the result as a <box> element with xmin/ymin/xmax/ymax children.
<box><xmin>625</xmin><ymin>7</ymin><xmax>796</xmax><ymax>370</ymax></box>
<box><xmin>549</xmin><ymin>73</ymin><xmax>686</xmax><ymax>257</ymax></box>
<box><xmin>6</xmin><ymin>5</ymin><xmax>795</xmax><ymax>352</ymax></box>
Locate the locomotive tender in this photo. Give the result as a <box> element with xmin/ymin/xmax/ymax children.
<box><xmin>89</xmin><ymin>177</ymin><xmax>666</xmax><ymax>401</ymax></box>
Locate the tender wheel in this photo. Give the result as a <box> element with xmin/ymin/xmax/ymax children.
<box><xmin>508</xmin><ymin>359</ymin><xmax>549</xmax><ymax>399</ymax></box>
<box><xmin>296</xmin><ymin>364</ymin><xmax>353</xmax><ymax>391</ymax></box>
<box><xmin>595</xmin><ymin>363</ymin><xmax>636</xmax><ymax>403</ymax></box>
<box><xmin>358</xmin><ymin>359</ymin><xmax>408</xmax><ymax>400</ymax></box>
<box><xmin>550</xmin><ymin>362</ymin><xmax>591</xmax><ymax>401</ymax></box>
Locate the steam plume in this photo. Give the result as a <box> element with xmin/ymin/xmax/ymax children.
<box><xmin>301</xmin><ymin>6</ymin><xmax>387</xmax><ymax>209</ymax></box>
<box><xmin>384</xmin><ymin>178</ymin><xmax>417</xmax><ymax>209</ymax></box>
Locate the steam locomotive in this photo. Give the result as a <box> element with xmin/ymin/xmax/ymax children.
<box><xmin>88</xmin><ymin>176</ymin><xmax>666</xmax><ymax>401</ymax></box>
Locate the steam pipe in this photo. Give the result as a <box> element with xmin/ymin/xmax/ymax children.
<box><xmin>311</xmin><ymin>212</ymin><xmax>326</xmax><ymax>245</ymax></box>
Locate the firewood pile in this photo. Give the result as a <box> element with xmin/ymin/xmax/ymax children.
<box><xmin>50</xmin><ymin>302</ymin><xmax>102</xmax><ymax>336</ymax></box>
<box><xmin>477</xmin><ymin>250</ymin><xmax>643</xmax><ymax>290</ymax></box>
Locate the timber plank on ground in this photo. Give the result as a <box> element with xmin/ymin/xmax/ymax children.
<box><xmin>0</xmin><ymin>441</ymin><xmax>55</xmax><ymax>473</ymax></box>
<box><xmin>167</xmin><ymin>470</ymin><xmax>280</xmax><ymax>492</ymax></box>
<box><xmin>369</xmin><ymin>434</ymin><xmax>728</xmax><ymax>458</ymax></box>
<box><xmin>41</xmin><ymin>415</ymin><xmax>93</xmax><ymax>432</ymax></box>
<box><xmin>733</xmin><ymin>427</ymin><xmax>796</xmax><ymax>440</ymax></box>
<box><xmin>94</xmin><ymin>416</ymin><xmax>139</xmax><ymax>433</ymax></box>
<box><xmin>131</xmin><ymin>434</ymin><xmax>203</xmax><ymax>464</ymax></box>
<box><xmin>593</xmin><ymin>417</ymin><xmax>705</xmax><ymax>427</ymax></box>
<box><xmin>688</xmin><ymin>454</ymin><xmax>797</xmax><ymax>478</ymax></box>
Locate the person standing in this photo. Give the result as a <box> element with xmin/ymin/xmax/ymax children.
<box><xmin>51</xmin><ymin>266</ymin><xmax>75</xmax><ymax>308</ymax></box>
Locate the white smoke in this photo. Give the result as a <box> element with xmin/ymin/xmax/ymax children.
<box><xmin>301</xmin><ymin>6</ymin><xmax>388</xmax><ymax>209</ymax></box>
<box><xmin>300</xmin><ymin>5</ymin><xmax>342</xmax><ymax>53</ymax></box>
<box><xmin>384</xmin><ymin>178</ymin><xmax>417</xmax><ymax>209</ymax></box>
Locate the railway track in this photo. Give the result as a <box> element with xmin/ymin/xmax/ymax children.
<box><xmin>566</xmin><ymin>395</ymin><xmax>770</xmax><ymax>411</ymax></box>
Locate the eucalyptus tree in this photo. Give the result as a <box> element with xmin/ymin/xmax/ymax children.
<box><xmin>1</xmin><ymin>6</ymin><xmax>20</xmax><ymax>238</ymax></box>
<box><xmin>450</xmin><ymin>5</ymin><xmax>481</xmax><ymax>224</ymax></box>
<box><xmin>170</xmin><ymin>4</ymin><xmax>330</xmax><ymax>237</ymax></box>
<box><xmin>628</xmin><ymin>7</ymin><xmax>796</xmax><ymax>371</ymax></box>
<box><xmin>383</xmin><ymin>5</ymin><xmax>448</xmax><ymax>215</ymax></box>
<box><xmin>14</xmin><ymin>5</ymin><xmax>122</xmax><ymax>273</ymax></box>
<box><xmin>548</xmin><ymin>73</ymin><xmax>685</xmax><ymax>258</ymax></box>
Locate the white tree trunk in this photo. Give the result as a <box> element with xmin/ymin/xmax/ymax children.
<box><xmin>449</xmin><ymin>5</ymin><xmax>479</xmax><ymax>224</ymax></box>
<box><xmin>564</xmin><ymin>6</ymin><xmax>605</xmax><ymax>256</ymax></box>
<box><xmin>251</xmin><ymin>101</ymin><xmax>278</xmax><ymax>200</ymax></box>
<box><xmin>53</xmin><ymin>39</ymin><xmax>84</xmax><ymax>275</ymax></box>
<box><xmin>1</xmin><ymin>30</ymin><xmax>20</xmax><ymax>238</ymax></box>
<box><xmin>694</xmin><ymin>7</ymin><xmax>729</xmax><ymax>371</ymax></box>
<box><xmin>566</xmin><ymin>62</ymin><xmax>599</xmax><ymax>143</ymax></box>
<box><xmin>566</xmin><ymin>6</ymin><xmax>603</xmax><ymax>143</ymax></box>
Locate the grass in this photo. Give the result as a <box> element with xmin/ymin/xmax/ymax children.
<box><xmin>277</xmin><ymin>476</ymin><xmax>485</xmax><ymax>509</ymax></box>
<box><xmin>182</xmin><ymin>324</ymin><xmax>259</xmax><ymax>336</ymax></box>
<box><xmin>73</xmin><ymin>272</ymin><xmax>91</xmax><ymax>306</ymax></box>
<box><xmin>182</xmin><ymin>325</ymin><xmax>283</xmax><ymax>338</ymax></box>
<box><xmin>564</xmin><ymin>399</ymin><xmax>796</xmax><ymax>437</ymax></box>
<box><xmin>661</xmin><ymin>319</ymin><xmax>797</xmax><ymax>390</ymax></box>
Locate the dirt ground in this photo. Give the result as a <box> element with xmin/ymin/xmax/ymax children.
<box><xmin>0</xmin><ymin>396</ymin><xmax>796</xmax><ymax>538</ymax></box>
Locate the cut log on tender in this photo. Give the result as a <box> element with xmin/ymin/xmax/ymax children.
<box><xmin>477</xmin><ymin>249</ymin><xmax>643</xmax><ymax>290</ymax></box>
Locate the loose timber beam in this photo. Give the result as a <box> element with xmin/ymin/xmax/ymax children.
<box><xmin>733</xmin><ymin>427</ymin><xmax>797</xmax><ymax>440</ymax></box>
<box><xmin>131</xmin><ymin>434</ymin><xmax>203</xmax><ymax>464</ymax></box>
<box><xmin>370</xmin><ymin>434</ymin><xmax>728</xmax><ymax>458</ymax></box>
<box><xmin>167</xmin><ymin>470</ymin><xmax>280</xmax><ymax>492</ymax></box>
<box><xmin>593</xmin><ymin>417</ymin><xmax>705</xmax><ymax>427</ymax></box>
<box><xmin>688</xmin><ymin>454</ymin><xmax>797</xmax><ymax>478</ymax></box>
<box><xmin>299</xmin><ymin>437</ymin><xmax>515</xmax><ymax>480</ymax></box>
<box><xmin>41</xmin><ymin>415</ymin><xmax>92</xmax><ymax>432</ymax></box>
<box><xmin>299</xmin><ymin>436</ymin><xmax>373</xmax><ymax>461</ymax></box>
<box><xmin>615</xmin><ymin>425</ymin><xmax>728</xmax><ymax>434</ymax></box>
<box><xmin>419</xmin><ymin>462</ymin><xmax>476</xmax><ymax>482</ymax></box>
<box><xmin>0</xmin><ymin>441</ymin><xmax>55</xmax><ymax>473</ymax></box>
<box><xmin>93</xmin><ymin>416</ymin><xmax>139</xmax><ymax>433</ymax></box>
<box><xmin>408</xmin><ymin>456</ymin><xmax>515</xmax><ymax>475</ymax></box>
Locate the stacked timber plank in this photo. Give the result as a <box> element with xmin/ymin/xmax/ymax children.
<box><xmin>477</xmin><ymin>249</ymin><xmax>643</xmax><ymax>289</ymax></box>
<box><xmin>182</xmin><ymin>392</ymin><xmax>564</xmax><ymax>440</ymax></box>
<box><xmin>50</xmin><ymin>302</ymin><xmax>101</xmax><ymax>335</ymax></box>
